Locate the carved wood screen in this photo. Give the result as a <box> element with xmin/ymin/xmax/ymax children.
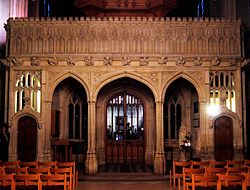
<box><xmin>106</xmin><ymin>92</ymin><xmax>144</xmax><ymax>164</ymax></box>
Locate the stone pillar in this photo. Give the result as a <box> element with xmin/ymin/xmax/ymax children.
<box><xmin>154</xmin><ymin>100</ymin><xmax>165</xmax><ymax>175</ymax></box>
<box><xmin>85</xmin><ymin>100</ymin><xmax>98</xmax><ymax>174</ymax></box>
<box><xmin>40</xmin><ymin>100</ymin><xmax>52</xmax><ymax>161</ymax></box>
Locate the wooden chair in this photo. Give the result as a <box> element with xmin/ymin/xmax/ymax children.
<box><xmin>40</xmin><ymin>173</ymin><xmax>67</xmax><ymax>190</ymax></box>
<box><xmin>182</xmin><ymin>167</ymin><xmax>205</xmax><ymax>190</ymax></box>
<box><xmin>13</xmin><ymin>173</ymin><xmax>41</xmax><ymax>190</ymax></box>
<box><xmin>218</xmin><ymin>173</ymin><xmax>247</xmax><ymax>190</ymax></box>
<box><xmin>0</xmin><ymin>173</ymin><xmax>14</xmax><ymax>189</ymax></box>
<box><xmin>0</xmin><ymin>166</ymin><xmax>5</xmax><ymax>174</ymax></box>
<box><xmin>191</xmin><ymin>161</ymin><xmax>209</xmax><ymax>169</ymax></box>
<box><xmin>170</xmin><ymin>160</ymin><xmax>191</xmax><ymax>190</ymax></box>
<box><xmin>50</xmin><ymin>167</ymin><xmax>73</xmax><ymax>190</ymax></box>
<box><xmin>4</xmin><ymin>161</ymin><xmax>20</xmax><ymax>168</ymax></box>
<box><xmin>226</xmin><ymin>160</ymin><xmax>245</xmax><ymax>168</ymax></box>
<box><xmin>191</xmin><ymin>173</ymin><xmax>219</xmax><ymax>190</ymax></box>
<box><xmin>57</xmin><ymin>161</ymin><xmax>78</xmax><ymax>190</ymax></box>
<box><xmin>205</xmin><ymin>167</ymin><xmax>226</xmax><ymax>176</ymax></box>
<box><xmin>28</xmin><ymin>167</ymin><xmax>50</xmax><ymax>174</ymax></box>
<box><xmin>209</xmin><ymin>160</ymin><xmax>227</xmax><ymax>168</ymax></box>
<box><xmin>19</xmin><ymin>161</ymin><xmax>38</xmax><ymax>168</ymax></box>
<box><xmin>226</xmin><ymin>167</ymin><xmax>248</xmax><ymax>175</ymax></box>
<box><xmin>244</xmin><ymin>160</ymin><xmax>250</xmax><ymax>167</ymax></box>
<box><xmin>5</xmin><ymin>167</ymin><xmax>28</xmax><ymax>174</ymax></box>
<box><xmin>37</xmin><ymin>161</ymin><xmax>57</xmax><ymax>168</ymax></box>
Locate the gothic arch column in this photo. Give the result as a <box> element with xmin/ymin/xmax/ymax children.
<box><xmin>85</xmin><ymin>100</ymin><xmax>98</xmax><ymax>174</ymax></box>
<box><xmin>154</xmin><ymin>100</ymin><xmax>165</xmax><ymax>175</ymax></box>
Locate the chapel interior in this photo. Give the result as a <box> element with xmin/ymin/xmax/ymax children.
<box><xmin>0</xmin><ymin>0</ymin><xmax>250</xmax><ymax>180</ymax></box>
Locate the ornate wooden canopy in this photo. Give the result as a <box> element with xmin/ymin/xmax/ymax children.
<box><xmin>74</xmin><ymin>0</ymin><xmax>180</xmax><ymax>17</ymax></box>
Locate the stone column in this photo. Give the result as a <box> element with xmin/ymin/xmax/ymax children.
<box><xmin>154</xmin><ymin>100</ymin><xmax>165</xmax><ymax>175</ymax></box>
<box><xmin>85</xmin><ymin>100</ymin><xmax>98</xmax><ymax>174</ymax></box>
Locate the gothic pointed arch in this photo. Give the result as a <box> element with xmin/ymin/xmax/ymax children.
<box><xmin>48</xmin><ymin>72</ymin><xmax>90</xmax><ymax>102</ymax></box>
<box><xmin>93</xmin><ymin>72</ymin><xmax>158</xmax><ymax>102</ymax></box>
<box><xmin>95</xmin><ymin>77</ymin><xmax>156</xmax><ymax>165</ymax></box>
<box><xmin>163</xmin><ymin>77</ymin><xmax>199</xmax><ymax>159</ymax></box>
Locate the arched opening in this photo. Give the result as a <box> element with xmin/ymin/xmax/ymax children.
<box><xmin>164</xmin><ymin>77</ymin><xmax>199</xmax><ymax>161</ymax></box>
<box><xmin>96</xmin><ymin>77</ymin><xmax>155</xmax><ymax>167</ymax></box>
<box><xmin>18</xmin><ymin>116</ymin><xmax>37</xmax><ymax>162</ymax></box>
<box><xmin>214</xmin><ymin>116</ymin><xmax>233</xmax><ymax>161</ymax></box>
<box><xmin>51</xmin><ymin>77</ymin><xmax>88</xmax><ymax>166</ymax></box>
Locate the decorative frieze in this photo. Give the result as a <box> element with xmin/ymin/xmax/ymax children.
<box><xmin>6</xmin><ymin>17</ymin><xmax>241</xmax><ymax>57</ymax></box>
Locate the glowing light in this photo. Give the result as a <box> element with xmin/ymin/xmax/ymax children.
<box><xmin>207</xmin><ymin>104</ymin><xmax>221</xmax><ymax>117</ymax></box>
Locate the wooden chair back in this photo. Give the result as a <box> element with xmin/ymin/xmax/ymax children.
<box><xmin>5</xmin><ymin>167</ymin><xmax>28</xmax><ymax>174</ymax></box>
<box><xmin>191</xmin><ymin>161</ymin><xmax>209</xmax><ymax>168</ymax></box>
<box><xmin>40</xmin><ymin>174</ymin><xmax>67</xmax><ymax>190</ymax></box>
<box><xmin>218</xmin><ymin>173</ymin><xmax>246</xmax><ymax>190</ymax></box>
<box><xmin>226</xmin><ymin>160</ymin><xmax>245</xmax><ymax>168</ymax></box>
<box><xmin>50</xmin><ymin>167</ymin><xmax>73</xmax><ymax>190</ymax></box>
<box><xmin>0</xmin><ymin>173</ymin><xmax>13</xmax><ymax>187</ymax></box>
<box><xmin>171</xmin><ymin>160</ymin><xmax>191</xmax><ymax>190</ymax></box>
<box><xmin>38</xmin><ymin>161</ymin><xmax>56</xmax><ymax>168</ymax></box>
<box><xmin>13</xmin><ymin>173</ymin><xmax>41</xmax><ymax>190</ymax></box>
<box><xmin>226</xmin><ymin>167</ymin><xmax>248</xmax><ymax>175</ymax></box>
<box><xmin>19</xmin><ymin>161</ymin><xmax>38</xmax><ymax>168</ymax></box>
<box><xmin>183</xmin><ymin>167</ymin><xmax>205</xmax><ymax>190</ymax></box>
<box><xmin>28</xmin><ymin>167</ymin><xmax>50</xmax><ymax>174</ymax></box>
<box><xmin>209</xmin><ymin>160</ymin><xmax>227</xmax><ymax>168</ymax></box>
<box><xmin>57</xmin><ymin>161</ymin><xmax>78</xmax><ymax>190</ymax></box>
<box><xmin>4</xmin><ymin>161</ymin><xmax>20</xmax><ymax>168</ymax></box>
<box><xmin>205</xmin><ymin>167</ymin><xmax>226</xmax><ymax>176</ymax></box>
<box><xmin>191</xmin><ymin>174</ymin><xmax>219</xmax><ymax>190</ymax></box>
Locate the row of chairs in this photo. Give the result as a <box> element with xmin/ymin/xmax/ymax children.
<box><xmin>0</xmin><ymin>160</ymin><xmax>78</xmax><ymax>190</ymax></box>
<box><xmin>0</xmin><ymin>172</ymin><xmax>68</xmax><ymax>190</ymax></box>
<box><xmin>170</xmin><ymin>159</ymin><xmax>250</xmax><ymax>190</ymax></box>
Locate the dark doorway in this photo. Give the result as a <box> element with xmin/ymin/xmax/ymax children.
<box><xmin>214</xmin><ymin>116</ymin><xmax>233</xmax><ymax>161</ymax></box>
<box><xmin>18</xmin><ymin>116</ymin><xmax>37</xmax><ymax>162</ymax></box>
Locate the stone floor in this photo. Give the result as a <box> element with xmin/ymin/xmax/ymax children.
<box><xmin>77</xmin><ymin>164</ymin><xmax>170</xmax><ymax>190</ymax></box>
<box><xmin>77</xmin><ymin>181</ymin><xmax>169</xmax><ymax>190</ymax></box>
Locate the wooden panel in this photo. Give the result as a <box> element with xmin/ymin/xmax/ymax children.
<box><xmin>214</xmin><ymin>116</ymin><xmax>233</xmax><ymax>161</ymax></box>
<box><xmin>106</xmin><ymin>140</ymin><xmax>144</xmax><ymax>164</ymax></box>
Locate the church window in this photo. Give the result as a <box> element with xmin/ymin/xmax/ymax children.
<box><xmin>15</xmin><ymin>71</ymin><xmax>41</xmax><ymax>113</ymax></box>
<box><xmin>106</xmin><ymin>93</ymin><xmax>144</xmax><ymax>141</ymax></box>
<box><xmin>68</xmin><ymin>96</ymin><xmax>83</xmax><ymax>140</ymax></box>
<box><xmin>209</xmin><ymin>71</ymin><xmax>236</xmax><ymax>113</ymax></box>
<box><xmin>166</xmin><ymin>94</ymin><xmax>183</xmax><ymax>140</ymax></box>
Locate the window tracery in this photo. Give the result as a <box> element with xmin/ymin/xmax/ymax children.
<box><xmin>209</xmin><ymin>71</ymin><xmax>236</xmax><ymax>112</ymax></box>
<box><xmin>15</xmin><ymin>71</ymin><xmax>41</xmax><ymax>113</ymax></box>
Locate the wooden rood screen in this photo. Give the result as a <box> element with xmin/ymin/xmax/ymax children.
<box><xmin>106</xmin><ymin>92</ymin><xmax>144</xmax><ymax>164</ymax></box>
